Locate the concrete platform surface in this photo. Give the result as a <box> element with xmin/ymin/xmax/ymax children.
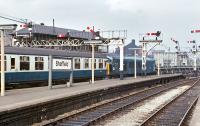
<box><xmin>0</xmin><ymin>74</ymin><xmax>180</xmax><ymax>112</ymax></box>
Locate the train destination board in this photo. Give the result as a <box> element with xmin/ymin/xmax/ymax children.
<box><xmin>53</xmin><ymin>59</ymin><xmax>71</xmax><ymax>70</ymax></box>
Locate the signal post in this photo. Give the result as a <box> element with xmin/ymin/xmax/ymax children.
<box><xmin>190</xmin><ymin>29</ymin><xmax>200</xmax><ymax>76</ymax></box>
<box><xmin>139</xmin><ymin>31</ymin><xmax>163</xmax><ymax>76</ymax></box>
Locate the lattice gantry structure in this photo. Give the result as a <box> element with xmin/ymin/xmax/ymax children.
<box><xmin>13</xmin><ymin>24</ymin><xmax>127</xmax><ymax>53</ymax></box>
<box><xmin>139</xmin><ymin>31</ymin><xmax>163</xmax><ymax>75</ymax></box>
<box><xmin>83</xmin><ymin>30</ymin><xmax>127</xmax><ymax>81</ymax></box>
<box><xmin>13</xmin><ymin>24</ymin><xmax>92</xmax><ymax>47</ymax></box>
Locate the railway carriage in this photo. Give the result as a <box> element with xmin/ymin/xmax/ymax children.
<box><xmin>108</xmin><ymin>55</ymin><xmax>156</xmax><ymax>77</ymax></box>
<box><xmin>0</xmin><ymin>47</ymin><xmax>156</xmax><ymax>88</ymax></box>
<box><xmin>1</xmin><ymin>47</ymin><xmax>107</xmax><ymax>88</ymax></box>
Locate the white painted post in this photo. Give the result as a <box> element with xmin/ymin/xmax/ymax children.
<box><xmin>194</xmin><ymin>51</ymin><xmax>197</xmax><ymax>77</ymax></box>
<box><xmin>134</xmin><ymin>49</ymin><xmax>137</xmax><ymax>78</ymax></box>
<box><xmin>92</xmin><ymin>44</ymin><xmax>95</xmax><ymax>84</ymax></box>
<box><xmin>1</xmin><ymin>30</ymin><xmax>5</xmax><ymax>96</ymax></box>
<box><xmin>48</xmin><ymin>55</ymin><xmax>52</xmax><ymax>89</ymax></box>
<box><xmin>119</xmin><ymin>44</ymin><xmax>124</xmax><ymax>80</ymax></box>
<box><xmin>69</xmin><ymin>58</ymin><xmax>73</xmax><ymax>85</ymax></box>
<box><xmin>158</xmin><ymin>52</ymin><xmax>160</xmax><ymax>76</ymax></box>
<box><xmin>142</xmin><ymin>42</ymin><xmax>147</xmax><ymax>76</ymax></box>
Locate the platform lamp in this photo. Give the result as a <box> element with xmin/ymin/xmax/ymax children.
<box><xmin>0</xmin><ymin>24</ymin><xmax>17</xmax><ymax>96</ymax></box>
<box><xmin>129</xmin><ymin>47</ymin><xmax>142</xmax><ymax>78</ymax></box>
<box><xmin>84</xmin><ymin>38</ymin><xmax>102</xmax><ymax>84</ymax></box>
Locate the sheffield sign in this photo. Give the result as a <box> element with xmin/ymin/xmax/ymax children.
<box><xmin>53</xmin><ymin>59</ymin><xmax>71</xmax><ymax>70</ymax></box>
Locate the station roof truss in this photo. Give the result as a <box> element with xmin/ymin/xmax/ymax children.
<box><xmin>14</xmin><ymin>30</ymin><xmax>127</xmax><ymax>47</ymax></box>
<box><xmin>15</xmin><ymin>38</ymin><xmax>84</xmax><ymax>47</ymax></box>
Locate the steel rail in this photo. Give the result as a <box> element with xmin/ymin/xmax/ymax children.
<box><xmin>47</xmin><ymin>79</ymin><xmax>197</xmax><ymax>126</ymax></box>
<box><xmin>140</xmin><ymin>79</ymin><xmax>200</xmax><ymax>126</ymax></box>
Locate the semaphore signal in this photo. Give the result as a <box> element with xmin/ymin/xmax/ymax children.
<box><xmin>187</xmin><ymin>40</ymin><xmax>196</xmax><ymax>43</ymax></box>
<box><xmin>171</xmin><ymin>38</ymin><xmax>178</xmax><ymax>44</ymax></box>
<box><xmin>146</xmin><ymin>31</ymin><xmax>161</xmax><ymax>37</ymax></box>
<box><xmin>191</xmin><ymin>30</ymin><xmax>200</xmax><ymax>33</ymax></box>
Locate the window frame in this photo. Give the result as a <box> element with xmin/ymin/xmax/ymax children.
<box><xmin>20</xmin><ymin>56</ymin><xmax>30</xmax><ymax>71</ymax></box>
<box><xmin>74</xmin><ymin>58</ymin><xmax>81</xmax><ymax>69</ymax></box>
<box><xmin>35</xmin><ymin>56</ymin><xmax>44</xmax><ymax>70</ymax></box>
<box><xmin>84</xmin><ymin>58</ymin><xmax>89</xmax><ymax>69</ymax></box>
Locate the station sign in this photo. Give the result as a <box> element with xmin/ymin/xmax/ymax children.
<box><xmin>53</xmin><ymin>59</ymin><xmax>71</xmax><ymax>70</ymax></box>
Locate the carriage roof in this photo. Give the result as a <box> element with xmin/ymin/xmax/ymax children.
<box><xmin>5</xmin><ymin>47</ymin><xmax>107</xmax><ymax>58</ymax></box>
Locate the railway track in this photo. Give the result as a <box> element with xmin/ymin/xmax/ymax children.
<box><xmin>45</xmin><ymin>79</ymin><xmax>197</xmax><ymax>126</ymax></box>
<box><xmin>140</xmin><ymin>79</ymin><xmax>200</xmax><ymax>126</ymax></box>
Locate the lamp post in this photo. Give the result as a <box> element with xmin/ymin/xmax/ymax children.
<box><xmin>1</xmin><ymin>30</ymin><xmax>5</xmax><ymax>96</ymax></box>
<box><xmin>92</xmin><ymin>44</ymin><xmax>95</xmax><ymax>83</ymax></box>
<box><xmin>84</xmin><ymin>30</ymin><xmax>126</xmax><ymax>83</ymax></box>
<box><xmin>129</xmin><ymin>47</ymin><xmax>142</xmax><ymax>78</ymax></box>
<box><xmin>119</xmin><ymin>44</ymin><xmax>124</xmax><ymax>80</ymax></box>
<box><xmin>158</xmin><ymin>52</ymin><xmax>160</xmax><ymax>76</ymax></box>
<box><xmin>84</xmin><ymin>40</ymin><xmax>102</xmax><ymax>84</ymax></box>
<box><xmin>134</xmin><ymin>49</ymin><xmax>137</xmax><ymax>78</ymax></box>
<box><xmin>0</xmin><ymin>24</ymin><xmax>17</xmax><ymax>96</ymax></box>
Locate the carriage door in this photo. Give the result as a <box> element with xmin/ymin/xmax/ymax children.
<box><xmin>10</xmin><ymin>57</ymin><xmax>16</xmax><ymax>71</ymax></box>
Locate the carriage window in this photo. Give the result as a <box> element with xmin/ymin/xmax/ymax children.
<box><xmin>99</xmin><ymin>59</ymin><xmax>103</xmax><ymax>69</ymax></box>
<box><xmin>11</xmin><ymin>58</ymin><xmax>15</xmax><ymax>69</ymax></box>
<box><xmin>84</xmin><ymin>59</ymin><xmax>89</xmax><ymax>69</ymax></box>
<box><xmin>90</xmin><ymin>59</ymin><xmax>96</xmax><ymax>69</ymax></box>
<box><xmin>35</xmin><ymin>57</ymin><xmax>44</xmax><ymax>70</ymax></box>
<box><xmin>91</xmin><ymin>59</ymin><xmax>97</xmax><ymax>69</ymax></box>
<box><xmin>20</xmin><ymin>56</ymin><xmax>30</xmax><ymax>70</ymax></box>
<box><xmin>75</xmin><ymin>58</ymin><xmax>80</xmax><ymax>69</ymax></box>
<box><xmin>0</xmin><ymin>56</ymin><xmax>7</xmax><ymax>71</ymax></box>
<box><xmin>104</xmin><ymin>60</ymin><xmax>107</xmax><ymax>68</ymax></box>
<box><xmin>94</xmin><ymin>59</ymin><xmax>96</xmax><ymax>69</ymax></box>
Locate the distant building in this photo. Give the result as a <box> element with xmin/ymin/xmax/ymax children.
<box><xmin>152</xmin><ymin>50</ymin><xmax>194</xmax><ymax>67</ymax></box>
<box><xmin>115</xmin><ymin>39</ymin><xmax>141</xmax><ymax>56</ymax></box>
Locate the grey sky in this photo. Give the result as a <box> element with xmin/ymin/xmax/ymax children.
<box><xmin>0</xmin><ymin>0</ymin><xmax>200</xmax><ymax>51</ymax></box>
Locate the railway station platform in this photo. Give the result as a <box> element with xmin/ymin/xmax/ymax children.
<box><xmin>0</xmin><ymin>74</ymin><xmax>183</xmax><ymax>125</ymax></box>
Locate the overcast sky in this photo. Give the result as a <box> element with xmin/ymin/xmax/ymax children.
<box><xmin>0</xmin><ymin>0</ymin><xmax>200</xmax><ymax>51</ymax></box>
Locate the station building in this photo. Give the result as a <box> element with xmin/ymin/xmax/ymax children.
<box><xmin>152</xmin><ymin>50</ymin><xmax>196</xmax><ymax>67</ymax></box>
